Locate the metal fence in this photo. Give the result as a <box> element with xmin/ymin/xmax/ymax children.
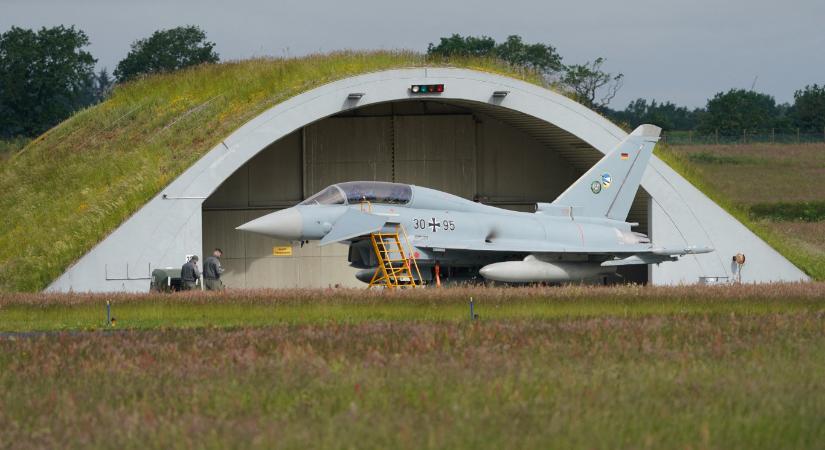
<box><xmin>662</xmin><ymin>129</ymin><xmax>825</xmax><ymax>146</ymax></box>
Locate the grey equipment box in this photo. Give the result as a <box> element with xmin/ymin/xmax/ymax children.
<box><xmin>150</xmin><ymin>267</ymin><xmax>183</xmax><ymax>292</ymax></box>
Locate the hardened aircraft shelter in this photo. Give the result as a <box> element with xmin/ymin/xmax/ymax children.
<box><xmin>48</xmin><ymin>68</ymin><xmax>809</xmax><ymax>291</ymax></box>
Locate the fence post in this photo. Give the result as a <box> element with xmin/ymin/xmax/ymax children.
<box><xmin>797</xmin><ymin>128</ymin><xmax>800</xmax><ymax>144</ymax></box>
<box><xmin>743</xmin><ymin>129</ymin><xmax>747</xmax><ymax>145</ymax></box>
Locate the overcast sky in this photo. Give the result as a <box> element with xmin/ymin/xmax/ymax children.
<box><xmin>3</xmin><ymin>0</ymin><xmax>824</xmax><ymax>108</ymax></box>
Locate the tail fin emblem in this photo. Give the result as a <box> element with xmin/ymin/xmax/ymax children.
<box><xmin>601</xmin><ymin>173</ymin><xmax>612</xmax><ymax>188</ymax></box>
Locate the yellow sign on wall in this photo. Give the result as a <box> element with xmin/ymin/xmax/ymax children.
<box><xmin>273</xmin><ymin>246</ymin><xmax>293</xmax><ymax>256</ymax></box>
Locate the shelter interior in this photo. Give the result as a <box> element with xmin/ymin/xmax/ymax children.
<box><xmin>202</xmin><ymin>99</ymin><xmax>650</xmax><ymax>287</ymax></box>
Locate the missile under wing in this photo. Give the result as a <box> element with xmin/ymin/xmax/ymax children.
<box><xmin>237</xmin><ymin>125</ymin><xmax>713</xmax><ymax>284</ymax></box>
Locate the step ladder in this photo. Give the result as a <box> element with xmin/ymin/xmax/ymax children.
<box><xmin>368</xmin><ymin>224</ymin><xmax>423</xmax><ymax>289</ymax></box>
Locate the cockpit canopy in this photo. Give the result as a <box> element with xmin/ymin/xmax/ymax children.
<box><xmin>299</xmin><ymin>181</ymin><xmax>412</xmax><ymax>206</ymax></box>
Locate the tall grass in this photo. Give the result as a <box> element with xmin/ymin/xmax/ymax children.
<box><xmin>1</xmin><ymin>283</ymin><xmax>822</xmax><ymax>332</ymax></box>
<box><xmin>749</xmin><ymin>201</ymin><xmax>825</xmax><ymax>222</ymax></box>
<box><xmin>655</xmin><ymin>145</ymin><xmax>825</xmax><ymax>280</ymax></box>
<box><xmin>0</xmin><ymin>52</ymin><xmax>546</xmax><ymax>292</ymax></box>
<box><xmin>1</xmin><ymin>309</ymin><xmax>823</xmax><ymax>448</ymax></box>
<box><xmin>1</xmin><ymin>286</ymin><xmax>822</xmax><ymax>447</ymax></box>
<box><xmin>0</xmin><ymin>137</ymin><xmax>30</xmax><ymax>160</ymax></box>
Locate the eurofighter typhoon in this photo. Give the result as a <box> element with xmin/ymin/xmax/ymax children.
<box><xmin>237</xmin><ymin>125</ymin><xmax>712</xmax><ymax>284</ymax></box>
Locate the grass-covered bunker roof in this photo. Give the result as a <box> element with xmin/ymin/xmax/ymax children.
<box><xmin>0</xmin><ymin>51</ymin><xmax>547</xmax><ymax>291</ymax></box>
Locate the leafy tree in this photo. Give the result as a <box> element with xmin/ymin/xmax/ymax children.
<box><xmin>607</xmin><ymin>98</ymin><xmax>701</xmax><ymax>130</ymax></box>
<box><xmin>561</xmin><ymin>57</ymin><xmax>623</xmax><ymax>110</ymax></box>
<box><xmin>697</xmin><ymin>89</ymin><xmax>778</xmax><ymax>135</ymax></box>
<box><xmin>427</xmin><ymin>34</ymin><xmax>621</xmax><ymax>109</ymax></box>
<box><xmin>492</xmin><ymin>35</ymin><xmax>563</xmax><ymax>75</ymax></box>
<box><xmin>791</xmin><ymin>84</ymin><xmax>825</xmax><ymax>132</ymax></box>
<box><xmin>114</xmin><ymin>26</ymin><xmax>219</xmax><ymax>82</ymax></box>
<box><xmin>76</xmin><ymin>68</ymin><xmax>114</xmax><ymax>106</ymax></box>
<box><xmin>773</xmin><ymin>102</ymin><xmax>795</xmax><ymax>132</ymax></box>
<box><xmin>427</xmin><ymin>34</ymin><xmax>496</xmax><ymax>58</ymax></box>
<box><xmin>94</xmin><ymin>68</ymin><xmax>114</xmax><ymax>102</ymax></box>
<box><xmin>0</xmin><ymin>26</ymin><xmax>97</xmax><ymax>138</ymax></box>
<box><xmin>427</xmin><ymin>34</ymin><xmax>563</xmax><ymax>77</ymax></box>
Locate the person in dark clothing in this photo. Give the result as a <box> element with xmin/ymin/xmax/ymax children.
<box><xmin>180</xmin><ymin>255</ymin><xmax>200</xmax><ymax>291</ymax></box>
<box><xmin>203</xmin><ymin>248</ymin><xmax>225</xmax><ymax>291</ymax></box>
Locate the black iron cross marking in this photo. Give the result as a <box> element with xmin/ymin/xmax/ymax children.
<box><xmin>428</xmin><ymin>218</ymin><xmax>441</xmax><ymax>232</ymax></box>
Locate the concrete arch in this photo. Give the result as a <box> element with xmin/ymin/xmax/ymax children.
<box><xmin>48</xmin><ymin>68</ymin><xmax>808</xmax><ymax>291</ymax></box>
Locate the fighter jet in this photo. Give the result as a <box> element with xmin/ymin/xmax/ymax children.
<box><xmin>237</xmin><ymin>124</ymin><xmax>712</xmax><ymax>284</ymax></box>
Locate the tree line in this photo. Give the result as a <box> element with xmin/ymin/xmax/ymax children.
<box><xmin>427</xmin><ymin>34</ymin><xmax>624</xmax><ymax>110</ymax></box>
<box><xmin>0</xmin><ymin>25</ymin><xmax>217</xmax><ymax>138</ymax></box>
<box><xmin>606</xmin><ymin>87</ymin><xmax>825</xmax><ymax>136</ymax></box>
<box><xmin>1</xmin><ymin>27</ymin><xmax>823</xmax><ymax>140</ymax></box>
<box><xmin>427</xmin><ymin>34</ymin><xmax>825</xmax><ymax>136</ymax></box>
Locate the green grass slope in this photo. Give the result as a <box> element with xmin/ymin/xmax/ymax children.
<box><xmin>0</xmin><ymin>51</ymin><xmax>545</xmax><ymax>292</ymax></box>
<box><xmin>0</xmin><ymin>137</ymin><xmax>29</xmax><ymax>161</ymax></box>
<box><xmin>656</xmin><ymin>143</ymin><xmax>825</xmax><ymax>280</ymax></box>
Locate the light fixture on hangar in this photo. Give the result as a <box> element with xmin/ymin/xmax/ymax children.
<box><xmin>410</xmin><ymin>84</ymin><xmax>444</xmax><ymax>94</ymax></box>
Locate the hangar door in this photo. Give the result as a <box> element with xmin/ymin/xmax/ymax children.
<box><xmin>204</xmin><ymin>114</ymin><xmax>477</xmax><ymax>289</ymax></box>
<box><xmin>304</xmin><ymin>115</ymin><xmax>476</xmax><ymax>198</ymax></box>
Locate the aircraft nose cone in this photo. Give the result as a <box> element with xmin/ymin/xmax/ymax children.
<box><xmin>236</xmin><ymin>208</ymin><xmax>303</xmax><ymax>240</ymax></box>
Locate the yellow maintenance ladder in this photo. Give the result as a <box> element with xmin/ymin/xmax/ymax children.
<box><xmin>368</xmin><ymin>225</ymin><xmax>423</xmax><ymax>289</ymax></box>
<box><xmin>361</xmin><ymin>200</ymin><xmax>423</xmax><ymax>289</ymax></box>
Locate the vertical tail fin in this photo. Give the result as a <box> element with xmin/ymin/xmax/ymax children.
<box><xmin>553</xmin><ymin>124</ymin><xmax>661</xmax><ymax>220</ymax></box>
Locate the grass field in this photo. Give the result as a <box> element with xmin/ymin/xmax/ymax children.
<box><xmin>656</xmin><ymin>143</ymin><xmax>825</xmax><ymax>280</ymax></box>
<box><xmin>1</xmin><ymin>285</ymin><xmax>824</xmax><ymax>449</ymax></box>
<box><xmin>0</xmin><ymin>137</ymin><xmax>29</xmax><ymax>161</ymax></box>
